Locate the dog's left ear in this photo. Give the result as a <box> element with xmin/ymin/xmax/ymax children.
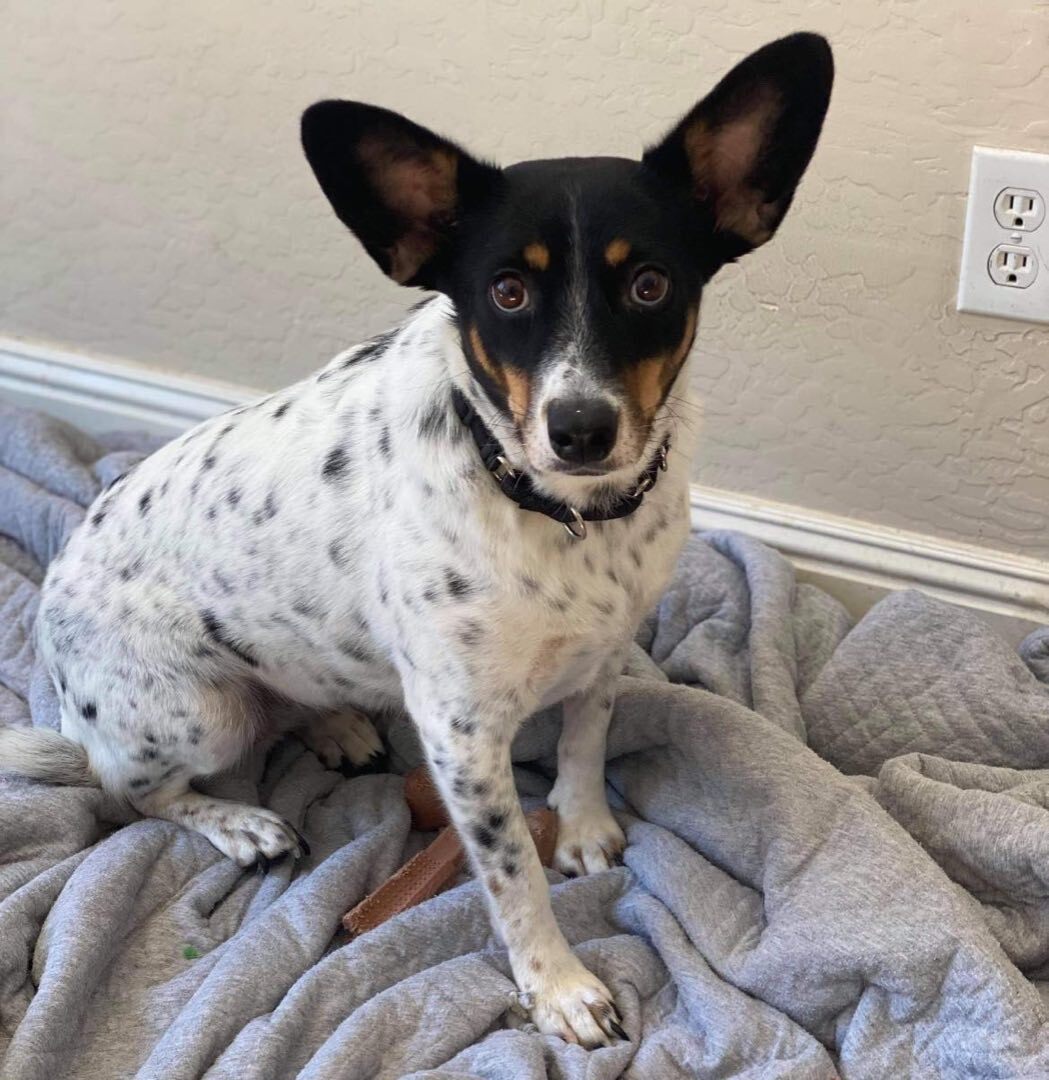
<box><xmin>643</xmin><ymin>33</ymin><xmax>833</xmax><ymax>265</ymax></box>
<box><xmin>301</xmin><ymin>101</ymin><xmax>502</xmax><ymax>287</ymax></box>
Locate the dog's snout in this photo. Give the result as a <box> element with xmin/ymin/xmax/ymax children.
<box><xmin>546</xmin><ymin>397</ymin><xmax>619</xmax><ymax>465</ymax></box>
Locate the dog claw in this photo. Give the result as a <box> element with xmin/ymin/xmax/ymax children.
<box><xmin>290</xmin><ymin>825</ymin><xmax>311</xmax><ymax>858</ymax></box>
<box><xmin>609</xmin><ymin>1018</ymin><xmax>629</xmax><ymax>1041</ymax></box>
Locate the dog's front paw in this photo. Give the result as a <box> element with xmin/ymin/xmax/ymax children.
<box><xmin>520</xmin><ymin>960</ymin><xmax>627</xmax><ymax>1047</ymax></box>
<box><xmin>552</xmin><ymin>805</ymin><xmax>625</xmax><ymax>876</ymax></box>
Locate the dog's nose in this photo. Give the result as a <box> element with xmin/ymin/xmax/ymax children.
<box><xmin>546</xmin><ymin>397</ymin><xmax>619</xmax><ymax>465</ymax></box>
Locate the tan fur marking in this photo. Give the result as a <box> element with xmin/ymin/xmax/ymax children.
<box><xmin>624</xmin><ymin>306</ymin><xmax>698</xmax><ymax>419</ymax></box>
<box><xmin>469</xmin><ymin>324</ymin><xmax>505</xmax><ymax>390</ymax></box>
<box><xmin>502</xmin><ymin>367</ymin><xmax>531</xmax><ymax>427</ymax></box>
<box><xmin>469</xmin><ymin>324</ymin><xmax>530</xmax><ymax>426</ymax></box>
<box><xmin>604</xmin><ymin>238</ymin><xmax>631</xmax><ymax>267</ymax></box>
<box><xmin>523</xmin><ymin>242</ymin><xmax>550</xmax><ymax>272</ymax></box>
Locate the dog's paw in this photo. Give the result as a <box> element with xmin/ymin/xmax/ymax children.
<box><xmin>208</xmin><ymin>806</ymin><xmax>309</xmax><ymax>868</ymax></box>
<box><xmin>520</xmin><ymin>961</ymin><xmax>627</xmax><ymax>1047</ymax></box>
<box><xmin>552</xmin><ymin>805</ymin><xmax>625</xmax><ymax>876</ymax></box>
<box><xmin>303</xmin><ymin>708</ymin><xmax>384</xmax><ymax>770</ymax></box>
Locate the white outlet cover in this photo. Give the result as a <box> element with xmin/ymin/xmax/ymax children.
<box><xmin>957</xmin><ymin>146</ymin><xmax>1049</xmax><ymax>325</ymax></box>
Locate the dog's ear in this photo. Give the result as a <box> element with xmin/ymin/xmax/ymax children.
<box><xmin>301</xmin><ymin>101</ymin><xmax>501</xmax><ymax>287</ymax></box>
<box><xmin>643</xmin><ymin>33</ymin><xmax>833</xmax><ymax>265</ymax></box>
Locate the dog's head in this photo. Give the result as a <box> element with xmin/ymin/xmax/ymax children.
<box><xmin>302</xmin><ymin>33</ymin><xmax>832</xmax><ymax>480</ymax></box>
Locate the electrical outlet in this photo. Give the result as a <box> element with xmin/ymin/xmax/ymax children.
<box><xmin>988</xmin><ymin>244</ymin><xmax>1038</xmax><ymax>288</ymax></box>
<box><xmin>957</xmin><ymin>146</ymin><xmax>1049</xmax><ymax>325</ymax></box>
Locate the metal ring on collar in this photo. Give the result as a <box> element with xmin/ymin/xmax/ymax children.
<box><xmin>561</xmin><ymin>507</ymin><xmax>587</xmax><ymax>540</ymax></box>
<box><xmin>492</xmin><ymin>456</ymin><xmax>519</xmax><ymax>482</ymax></box>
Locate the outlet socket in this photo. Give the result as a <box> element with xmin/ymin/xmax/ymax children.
<box><xmin>957</xmin><ymin>146</ymin><xmax>1049</xmax><ymax>325</ymax></box>
<box><xmin>988</xmin><ymin>244</ymin><xmax>1038</xmax><ymax>288</ymax></box>
<box><xmin>994</xmin><ymin>187</ymin><xmax>1045</xmax><ymax>231</ymax></box>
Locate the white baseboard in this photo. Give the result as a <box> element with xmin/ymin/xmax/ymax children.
<box><xmin>0</xmin><ymin>337</ymin><xmax>253</xmax><ymax>438</ymax></box>
<box><xmin>2</xmin><ymin>336</ymin><xmax>1046</xmax><ymax>637</ymax></box>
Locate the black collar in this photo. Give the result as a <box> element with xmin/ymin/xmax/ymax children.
<box><xmin>451</xmin><ymin>388</ymin><xmax>669</xmax><ymax>539</ymax></box>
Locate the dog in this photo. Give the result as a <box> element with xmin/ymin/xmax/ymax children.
<box><xmin>3</xmin><ymin>33</ymin><xmax>832</xmax><ymax>1046</ymax></box>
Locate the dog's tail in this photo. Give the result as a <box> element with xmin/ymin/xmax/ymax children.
<box><xmin>0</xmin><ymin>727</ymin><xmax>98</xmax><ymax>787</ymax></box>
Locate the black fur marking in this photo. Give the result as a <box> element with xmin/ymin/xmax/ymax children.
<box><xmin>487</xmin><ymin>810</ymin><xmax>507</xmax><ymax>832</ymax></box>
<box><xmin>459</xmin><ymin>620</ymin><xmax>482</xmax><ymax>647</ymax></box>
<box><xmin>202</xmin><ymin>455</ymin><xmax>217</xmax><ymax>471</ymax></box>
<box><xmin>337</xmin><ymin>638</ymin><xmax>373</xmax><ymax>663</ymax></box>
<box><xmin>81</xmin><ymin>701</ymin><xmax>98</xmax><ymax>722</ymax></box>
<box><xmin>328</xmin><ymin>540</ymin><xmax>349</xmax><ymax>568</ymax></box>
<box><xmin>251</xmin><ymin>493</ymin><xmax>279</xmax><ymax>526</ymax></box>
<box><xmin>378</xmin><ymin>426</ymin><xmax>392</xmax><ymax>459</ymax></box>
<box><xmin>273</xmin><ymin>401</ymin><xmax>291</xmax><ymax>419</ymax></box>
<box><xmin>630</xmin><ymin>548</ymin><xmax>643</xmax><ymax>569</ymax></box>
<box><xmin>521</xmin><ymin>576</ymin><xmax>540</xmax><ymax>593</ymax></box>
<box><xmin>342</xmin><ymin>328</ymin><xmax>397</xmax><ymax>369</ymax></box>
<box><xmin>322</xmin><ymin>447</ymin><xmax>349</xmax><ymax>482</ymax></box>
<box><xmin>473</xmin><ymin>824</ymin><xmax>497</xmax><ymax>849</ymax></box>
<box><xmin>138</xmin><ymin>490</ymin><xmax>153</xmax><ymax>516</ymax></box>
<box><xmin>444</xmin><ymin>569</ymin><xmax>473</xmax><ymax>599</ymax></box>
<box><xmin>144</xmin><ymin>732</ymin><xmax>157</xmax><ymax>743</ymax></box>
<box><xmin>188</xmin><ymin>723</ymin><xmax>204</xmax><ymax>745</ymax></box>
<box><xmin>128</xmin><ymin>777</ymin><xmax>152</xmax><ymax>791</ymax></box>
<box><xmin>206</xmin><ymin>505</ymin><xmax>217</xmax><ymax>521</ymax></box>
<box><xmin>418</xmin><ymin>398</ymin><xmax>448</xmax><ymax>440</ymax></box>
<box><xmin>91</xmin><ymin>510</ymin><xmax>106</xmax><ymax>528</ymax></box>
<box><xmin>450</xmin><ymin>716</ymin><xmax>477</xmax><ymax>736</ymax></box>
<box><xmin>502</xmin><ymin>859</ymin><xmax>519</xmax><ymax>878</ymax></box>
<box><xmin>200</xmin><ymin>610</ymin><xmax>259</xmax><ymax>667</ymax></box>
<box><xmin>226</xmin><ymin>488</ymin><xmax>242</xmax><ymax>508</ymax></box>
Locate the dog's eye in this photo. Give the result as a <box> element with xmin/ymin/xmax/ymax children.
<box><xmin>629</xmin><ymin>267</ymin><xmax>670</xmax><ymax>308</ymax></box>
<box><xmin>489</xmin><ymin>273</ymin><xmax>529</xmax><ymax>313</ymax></box>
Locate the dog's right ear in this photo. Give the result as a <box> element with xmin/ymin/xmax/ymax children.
<box><xmin>301</xmin><ymin>101</ymin><xmax>501</xmax><ymax>288</ymax></box>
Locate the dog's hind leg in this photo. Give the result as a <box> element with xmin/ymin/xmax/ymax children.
<box><xmin>131</xmin><ymin>783</ymin><xmax>308</xmax><ymax>867</ymax></box>
<box><xmin>89</xmin><ymin>679</ymin><xmax>306</xmax><ymax>867</ymax></box>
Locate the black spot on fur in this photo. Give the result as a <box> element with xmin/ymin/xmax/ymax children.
<box><xmin>418</xmin><ymin>398</ymin><xmax>448</xmax><ymax>440</ymax></box>
<box><xmin>188</xmin><ymin>723</ymin><xmax>203</xmax><ymax>745</ymax></box>
<box><xmin>521</xmin><ymin>576</ymin><xmax>540</xmax><ymax>594</ymax></box>
<box><xmin>138</xmin><ymin>490</ymin><xmax>152</xmax><ymax>516</ymax></box>
<box><xmin>344</xmin><ymin>328</ymin><xmax>397</xmax><ymax>368</ymax></box>
<box><xmin>450</xmin><ymin>716</ymin><xmax>477</xmax><ymax>736</ymax></box>
<box><xmin>144</xmin><ymin>732</ymin><xmax>157</xmax><ymax>743</ymax></box>
<box><xmin>472</xmin><ymin>780</ymin><xmax>490</xmax><ymax>797</ymax></box>
<box><xmin>200</xmin><ymin>610</ymin><xmax>259</xmax><ymax>667</ymax></box>
<box><xmin>81</xmin><ymin>701</ymin><xmax>97</xmax><ymax>722</ymax></box>
<box><xmin>502</xmin><ymin>859</ymin><xmax>519</xmax><ymax>878</ymax></box>
<box><xmin>473</xmin><ymin>824</ymin><xmax>497</xmax><ymax>849</ymax></box>
<box><xmin>459</xmin><ymin>620</ymin><xmax>482</xmax><ymax>647</ymax></box>
<box><xmin>226</xmin><ymin>488</ymin><xmax>241</xmax><ymax>508</ymax></box>
<box><xmin>91</xmin><ymin>510</ymin><xmax>106</xmax><ymax>528</ymax></box>
<box><xmin>378</xmin><ymin>427</ymin><xmax>391</xmax><ymax>459</ymax></box>
<box><xmin>336</xmin><ymin>638</ymin><xmax>372</xmax><ymax>663</ymax></box>
<box><xmin>206</xmin><ymin>505</ymin><xmax>217</xmax><ymax>521</ymax></box>
<box><xmin>251</xmin><ymin>493</ymin><xmax>278</xmax><ymax>526</ymax></box>
<box><xmin>328</xmin><ymin>540</ymin><xmax>349</xmax><ymax>569</ymax></box>
<box><xmin>322</xmin><ymin>447</ymin><xmax>349</xmax><ymax>482</ymax></box>
<box><xmin>292</xmin><ymin>596</ymin><xmax>322</xmax><ymax>620</ymax></box>
<box><xmin>202</xmin><ymin>455</ymin><xmax>217</xmax><ymax>471</ymax></box>
<box><xmin>128</xmin><ymin>777</ymin><xmax>152</xmax><ymax>791</ymax></box>
<box><xmin>487</xmin><ymin>810</ymin><xmax>507</xmax><ymax>832</ymax></box>
<box><xmin>444</xmin><ymin>569</ymin><xmax>473</xmax><ymax>599</ymax></box>
<box><xmin>273</xmin><ymin>401</ymin><xmax>291</xmax><ymax>419</ymax></box>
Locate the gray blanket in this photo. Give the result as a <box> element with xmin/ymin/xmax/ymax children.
<box><xmin>1</xmin><ymin>400</ymin><xmax>1047</xmax><ymax>1079</ymax></box>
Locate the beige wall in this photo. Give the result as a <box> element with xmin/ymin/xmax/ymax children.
<box><xmin>3</xmin><ymin>0</ymin><xmax>1048</xmax><ymax>558</ymax></box>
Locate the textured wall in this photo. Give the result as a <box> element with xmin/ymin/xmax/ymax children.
<box><xmin>3</xmin><ymin>0</ymin><xmax>1048</xmax><ymax>557</ymax></box>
